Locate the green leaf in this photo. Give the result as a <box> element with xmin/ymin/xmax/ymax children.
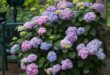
<box><xmin>78</xmin><ymin>60</ymin><xmax>84</xmax><ymax>68</ymax></box>
<box><xmin>60</xmin><ymin>71</ymin><xmax>66</xmax><ymax>75</ymax></box>
<box><xmin>68</xmin><ymin>52</ymin><xmax>76</xmax><ymax>59</ymax></box>
<box><xmin>73</xmin><ymin>68</ymin><xmax>80</xmax><ymax>75</ymax></box>
<box><xmin>54</xmin><ymin>41</ymin><xmax>61</xmax><ymax>50</ymax></box>
<box><xmin>90</xmin><ymin>29</ymin><xmax>96</xmax><ymax>36</ymax></box>
<box><xmin>38</xmin><ymin>57</ymin><xmax>45</xmax><ymax>68</ymax></box>
<box><xmin>16</xmin><ymin>39</ymin><xmax>24</xmax><ymax>44</ymax></box>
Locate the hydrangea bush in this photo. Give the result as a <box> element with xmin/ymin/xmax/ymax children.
<box><xmin>10</xmin><ymin>0</ymin><xmax>106</xmax><ymax>75</ymax></box>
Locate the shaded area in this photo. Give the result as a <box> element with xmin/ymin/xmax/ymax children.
<box><xmin>0</xmin><ymin>63</ymin><xmax>20</xmax><ymax>75</ymax></box>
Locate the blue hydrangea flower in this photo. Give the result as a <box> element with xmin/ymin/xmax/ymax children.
<box><xmin>10</xmin><ymin>44</ymin><xmax>19</xmax><ymax>54</ymax></box>
<box><xmin>47</xmin><ymin>51</ymin><xmax>57</xmax><ymax>62</ymax></box>
<box><xmin>84</xmin><ymin>2</ymin><xmax>92</xmax><ymax>7</ymax></box>
<box><xmin>77</xmin><ymin>27</ymin><xmax>85</xmax><ymax>35</ymax></box>
<box><xmin>40</xmin><ymin>42</ymin><xmax>52</xmax><ymax>51</ymax></box>
<box><xmin>87</xmin><ymin>39</ymin><xmax>102</xmax><ymax>55</ymax></box>
<box><xmin>48</xmin><ymin>12</ymin><xmax>59</xmax><ymax>22</ymax></box>
<box><xmin>67</xmin><ymin>2</ymin><xmax>73</xmax><ymax>8</ymax></box>
<box><xmin>95</xmin><ymin>48</ymin><xmax>106</xmax><ymax>60</ymax></box>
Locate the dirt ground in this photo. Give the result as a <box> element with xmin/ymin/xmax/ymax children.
<box><xmin>0</xmin><ymin>63</ymin><xmax>20</xmax><ymax>75</ymax></box>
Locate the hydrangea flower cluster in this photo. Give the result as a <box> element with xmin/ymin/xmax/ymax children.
<box><xmin>46</xmin><ymin>64</ymin><xmax>61</xmax><ymax>75</ymax></box>
<box><xmin>37</xmin><ymin>27</ymin><xmax>47</xmax><ymax>35</ymax></box>
<box><xmin>61</xmin><ymin>59</ymin><xmax>73</xmax><ymax>70</ymax></box>
<box><xmin>26</xmin><ymin>54</ymin><xmax>37</xmax><ymax>63</ymax></box>
<box><xmin>21</xmin><ymin>40</ymin><xmax>32</xmax><ymax>52</ymax></box>
<box><xmin>46</xmin><ymin>59</ymin><xmax>73</xmax><ymax>75</ymax></box>
<box><xmin>92</xmin><ymin>3</ymin><xmax>104</xmax><ymax>12</ymax></box>
<box><xmin>10</xmin><ymin>44</ymin><xmax>19</xmax><ymax>54</ymax></box>
<box><xmin>83</xmin><ymin>12</ymin><xmax>96</xmax><ymax>23</ymax></box>
<box><xmin>26</xmin><ymin>63</ymin><xmax>39</xmax><ymax>75</ymax></box>
<box><xmin>77</xmin><ymin>39</ymin><xmax>105</xmax><ymax>60</ymax></box>
<box><xmin>23</xmin><ymin>21</ymin><xmax>35</xmax><ymax>30</ymax></box>
<box><xmin>30</xmin><ymin>37</ymin><xmax>43</xmax><ymax>48</ymax></box>
<box><xmin>47</xmin><ymin>51</ymin><xmax>57</xmax><ymax>62</ymax></box>
<box><xmin>60</xmin><ymin>26</ymin><xmax>85</xmax><ymax>49</ymax></box>
<box><xmin>20</xmin><ymin>54</ymin><xmax>37</xmax><ymax>70</ymax></box>
<box><xmin>40</xmin><ymin>42</ymin><xmax>52</xmax><ymax>51</ymax></box>
<box><xmin>57</xmin><ymin>0</ymin><xmax>73</xmax><ymax>9</ymax></box>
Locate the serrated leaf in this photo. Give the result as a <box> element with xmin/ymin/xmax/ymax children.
<box><xmin>69</xmin><ymin>52</ymin><xmax>76</xmax><ymax>59</ymax></box>
<box><xmin>38</xmin><ymin>57</ymin><xmax>45</xmax><ymax>68</ymax></box>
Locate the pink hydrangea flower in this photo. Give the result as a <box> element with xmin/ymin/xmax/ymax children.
<box><xmin>78</xmin><ymin>47</ymin><xmax>89</xmax><ymax>59</ymax></box>
<box><xmin>21</xmin><ymin>40</ymin><xmax>32</xmax><ymax>52</ymax></box>
<box><xmin>35</xmin><ymin>16</ymin><xmax>48</xmax><ymax>26</ymax></box>
<box><xmin>26</xmin><ymin>63</ymin><xmax>39</xmax><ymax>75</ymax></box>
<box><xmin>37</xmin><ymin>27</ymin><xmax>46</xmax><ymax>35</ymax></box>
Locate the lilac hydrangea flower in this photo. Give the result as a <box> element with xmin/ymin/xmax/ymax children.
<box><xmin>26</xmin><ymin>63</ymin><xmax>39</xmax><ymax>75</ymax></box>
<box><xmin>26</xmin><ymin>54</ymin><xmax>37</xmax><ymax>63</ymax></box>
<box><xmin>57</xmin><ymin>1</ymin><xmax>68</xmax><ymax>9</ymax></box>
<box><xmin>78</xmin><ymin>47</ymin><xmax>89</xmax><ymax>59</ymax></box>
<box><xmin>42</xmin><ymin>11</ymin><xmax>59</xmax><ymax>22</ymax></box>
<box><xmin>40</xmin><ymin>42</ymin><xmax>52</xmax><ymax>51</ymax></box>
<box><xmin>77</xmin><ymin>27</ymin><xmax>85</xmax><ymax>35</ymax></box>
<box><xmin>21</xmin><ymin>40</ymin><xmax>32</xmax><ymax>52</ymax></box>
<box><xmin>47</xmin><ymin>51</ymin><xmax>57</xmax><ymax>62</ymax></box>
<box><xmin>66</xmin><ymin>26</ymin><xmax>77</xmax><ymax>35</ymax></box>
<box><xmin>76</xmin><ymin>43</ymin><xmax>86</xmax><ymax>51</ymax></box>
<box><xmin>65</xmin><ymin>34</ymin><xmax>77</xmax><ymax>43</ymax></box>
<box><xmin>10</xmin><ymin>44</ymin><xmax>19</xmax><ymax>54</ymax></box>
<box><xmin>60</xmin><ymin>38</ymin><xmax>72</xmax><ymax>49</ymax></box>
<box><xmin>61</xmin><ymin>59</ymin><xmax>73</xmax><ymax>70</ymax></box>
<box><xmin>46</xmin><ymin>6</ymin><xmax>56</xmax><ymax>12</ymax></box>
<box><xmin>92</xmin><ymin>3</ymin><xmax>104</xmax><ymax>12</ymax></box>
<box><xmin>95</xmin><ymin>48</ymin><xmax>106</xmax><ymax>60</ymax></box>
<box><xmin>59</xmin><ymin>8</ymin><xmax>74</xmax><ymax>20</ymax></box>
<box><xmin>23</xmin><ymin>21</ymin><xmax>35</xmax><ymax>29</ymax></box>
<box><xmin>51</xmin><ymin>64</ymin><xmax>62</xmax><ymax>75</ymax></box>
<box><xmin>84</xmin><ymin>2</ymin><xmax>92</xmax><ymax>7</ymax></box>
<box><xmin>83</xmin><ymin>12</ymin><xmax>96</xmax><ymax>23</ymax></box>
<box><xmin>30</xmin><ymin>37</ymin><xmax>43</xmax><ymax>48</ymax></box>
<box><xmin>87</xmin><ymin>39</ymin><xmax>102</xmax><ymax>55</ymax></box>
